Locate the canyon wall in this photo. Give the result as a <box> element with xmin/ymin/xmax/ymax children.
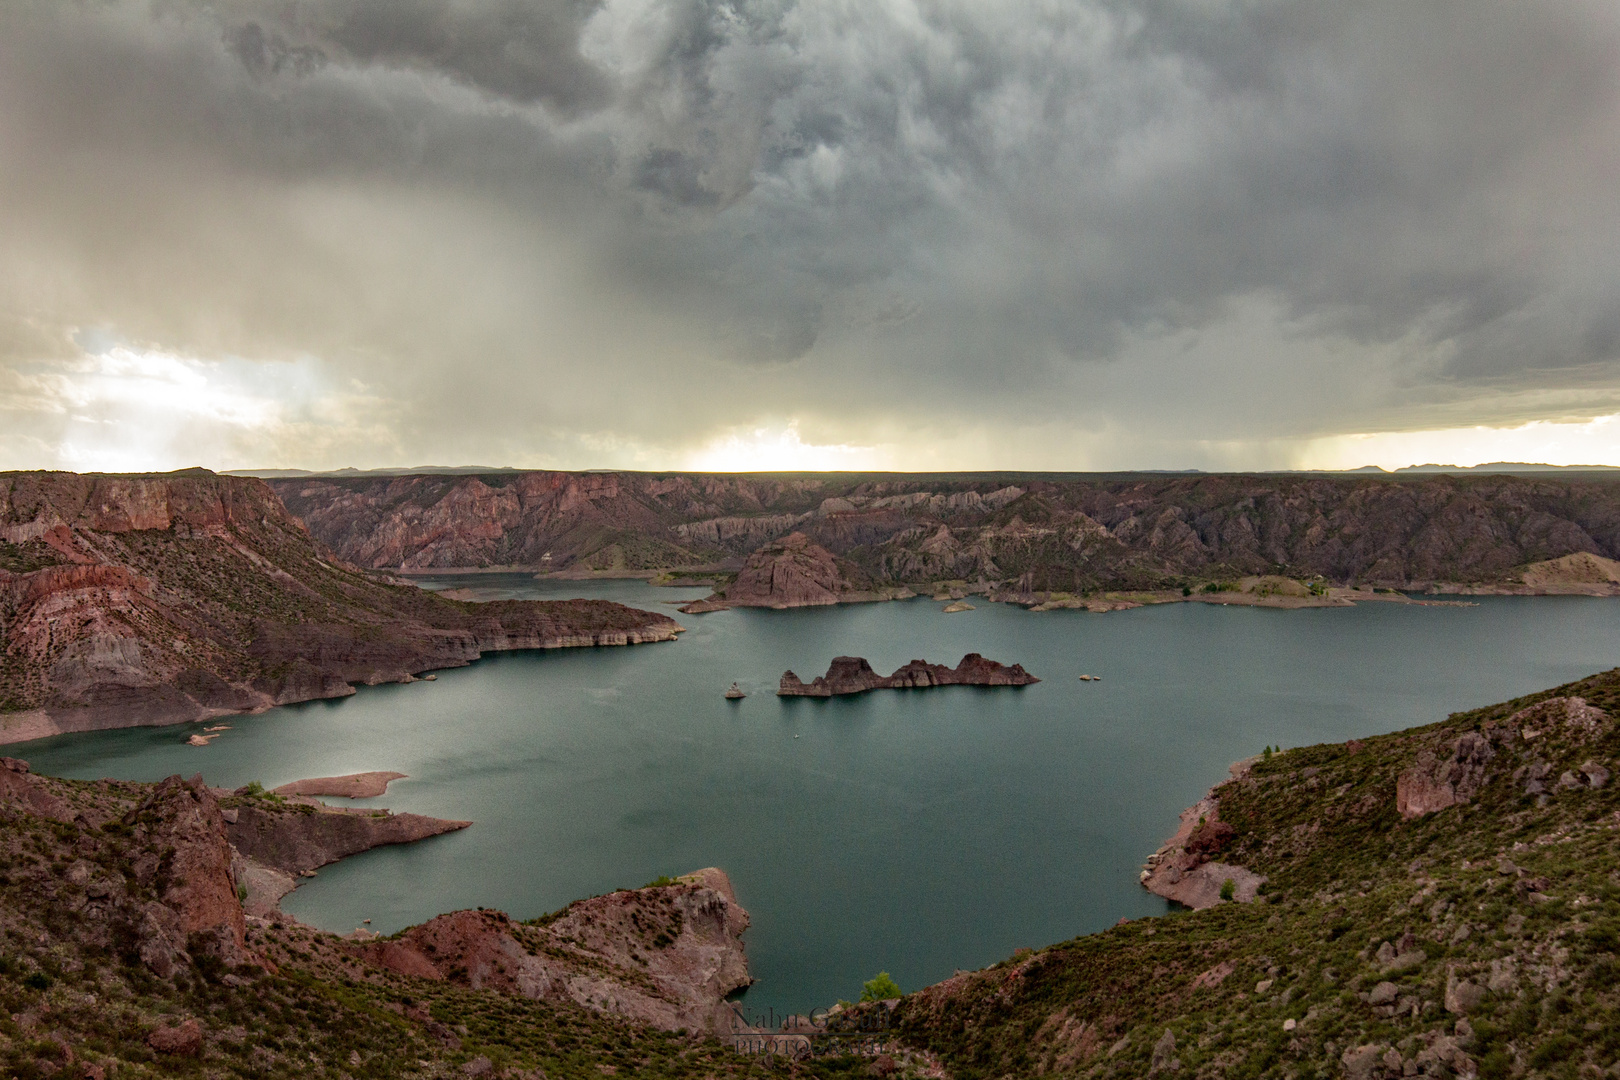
<box><xmin>268</xmin><ymin>470</ymin><xmax>1620</xmax><ymax>592</ymax></box>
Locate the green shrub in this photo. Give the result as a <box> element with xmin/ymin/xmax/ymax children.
<box><xmin>860</xmin><ymin>972</ymin><xmax>902</xmax><ymax>1002</ymax></box>
<box><xmin>1528</xmin><ymin>1034</ymin><xmax>1579</xmax><ymax>1068</ymax></box>
<box><xmin>1220</xmin><ymin>879</ymin><xmax>1236</xmax><ymax>902</ymax></box>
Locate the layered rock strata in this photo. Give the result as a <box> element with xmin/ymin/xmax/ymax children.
<box><xmin>778</xmin><ymin>653</ymin><xmax>1039</xmax><ymax>697</ymax></box>
<box><xmin>0</xmin><ymin>470</ymin><xmax>682</xmax><ymax>742</ymax></box>
<box><xmin>268</xmin><ymin>469</ymin><xmax>1620</xmax><ymax>598</ymax></box>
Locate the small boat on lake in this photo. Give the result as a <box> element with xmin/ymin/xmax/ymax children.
<box><xmin>725</xmin><ymin>683</ymin><xmax>747</xmax><ymax>699</ymax></box>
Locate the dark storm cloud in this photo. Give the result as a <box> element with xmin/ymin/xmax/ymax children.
<box><xmin>224</xmin><ymin>0</ymin><xmax>613</xmax><ymax>111</ymax></box>
<box><xmin>1</xmin><ymin>0</ymin><xmax>1619</xmax><ymax>469</ymax></box>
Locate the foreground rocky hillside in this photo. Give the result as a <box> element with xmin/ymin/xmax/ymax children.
<box><xmin>0</xmin><ymin>760</ymin><xmax>800</xmax><ymax>1078</ymax></box>
<box><xmin>884</xmin><ymin>669</ymin><xmax>1620</xmax><ymax>1079</ymax></box>
<box><xmin>0</xmin><ymin>471</ymin><xmax>681</xmax><ymax>741</ymax></box>
<box><xmin>270</xmin><ymin>470</ymin><xmax>1620</xmax><ymax>594</ymax></box>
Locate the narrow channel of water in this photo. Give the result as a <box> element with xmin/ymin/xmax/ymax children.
<box><xmin>21</xmin><ymin>581</ymin><xmax>1620</xmax><ymax>1014</ymax></box>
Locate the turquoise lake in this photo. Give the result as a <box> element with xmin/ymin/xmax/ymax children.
<box><xmin>19</xmin><ymin>581</ymin><xmax>1620</xmax><ymax>1015</ymax></box>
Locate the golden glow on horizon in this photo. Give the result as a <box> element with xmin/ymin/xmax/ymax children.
<box><xmin>1302</xmin><ymin>415</ymin><xmax>1620</xmax><ymax>472</ymax></box>
<box><xmin>682</xmin><ymin>424</ymin><xmax>893</xmax><ymax>473</ymax></box>
<box><xmin>11</xmin><ymin>345</ymin><xmax>1620</xmax><ymax>474</ymax></box>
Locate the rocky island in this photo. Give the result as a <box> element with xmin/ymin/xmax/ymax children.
<box><xmin>778</xmin><ymin>653</ymin><xmax>1039</xmax><ymax>696</ymax></box>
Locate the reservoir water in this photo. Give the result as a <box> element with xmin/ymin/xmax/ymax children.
<box><xmin>19</xmin><ymin>581</ymin><xmax>1620</xmax><ymax>1015</ymax></box>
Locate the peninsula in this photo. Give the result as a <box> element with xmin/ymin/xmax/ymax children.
<box><xmin>0</xmin><ymin>470</ymin><xmax>683</xmax><ymax>743</ymax></box>
<box><xmin>778</xmin><ymin>653</ymin><xmax>1039</xmax><ymax>696</ymax></box>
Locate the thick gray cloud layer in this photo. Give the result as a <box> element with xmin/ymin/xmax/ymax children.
<box><xmin>1</xmin><ymin>0</ymin><xmax>1617</xmax><ymax>469</ymax></box>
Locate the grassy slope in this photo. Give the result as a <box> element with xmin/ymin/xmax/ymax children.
<box><xmin>894</xmin><ymin>671</ymin><xmax>1620</xmax><ymax>1079</ymax></box>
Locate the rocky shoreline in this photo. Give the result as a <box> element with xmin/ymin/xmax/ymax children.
<box><xmin>1139</xmin><ymin>756</ymin><xmax>1269</xmax><ymax>909</ymax></box>
<box><xmin>0</xmin><ymin>758</ymin><xmax>754</xmax><ymax>1039</ymax></box>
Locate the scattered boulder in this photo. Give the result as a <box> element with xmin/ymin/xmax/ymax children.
<box><xmin>1396</xmin><ymin>733</ymin><xmax>1494</xmax><ymax>818</ymax></box>
<box><xmin>1184</xmin><ymin>820</ymin><xmax>1237</xmax><ymax>858</ymax></box>
<box><xmin>1444</xmin><ymin>971</ymin><xmax>1486</xmax><ymax>1015</ymax></box>
<box><xmin>1582</xmin><ymin>760</ymin><xmax>1611</xmax><ymax>788</ymax></box>
<box><xmin>1368</xmin><ymin>981</ymin><xmax>1399</xmax><ymax>1006</ymax></box>
<box><xmin>1340</xmin><ymin>1043</ymin><xmax>1386</xmax><ymax>1080</ymax></box>
<box><xmin>147</xmin><ymin>1019</ymin><xmax>202</xmax><ymax>1056</ymax></box>
<box><xmin>1150</xmin><ymin>1028</ymin><xmax>1178</xmax><ymax>1073</ymax></box>
<box><xmin>1413</xmin><ymin>1034</ymin><xmax>1472</xmax><ymax>1075</ymax></box>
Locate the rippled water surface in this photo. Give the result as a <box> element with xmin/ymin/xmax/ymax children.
<box><xmin>21</xmin><ymin>582</ymin><xmax>1620</xmax><ymax>1013</ymax></box>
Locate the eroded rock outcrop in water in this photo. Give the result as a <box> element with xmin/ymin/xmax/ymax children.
<box><xmin>0</xmin><ymin>470</ymin><xmax>682</xmax><ymax>742</ymax></box>
<box><xmin>358</xmin><ymin>868</ymin><xmax>751</xmax><ymax>1033</ymax></box>
<box><xmin>778</xmin><ymin>653</ymin><xmax>1039</xmax><ymax>696</ymax></box>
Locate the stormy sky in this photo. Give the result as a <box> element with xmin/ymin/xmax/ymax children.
<box><xmin>2</xmin><ymin>0</ymin><xmax>1619</xmax><ymax>472</ymax></box>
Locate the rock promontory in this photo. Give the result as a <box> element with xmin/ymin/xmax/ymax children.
<box><xmin>358</xmin><ymin>868</ymin><xmax>751</xmax><ymax>1033</ymax></box>
<box><xmin>778</xmin><ymin>653</ymin><xmax>1039</xmax><ymax>696</ymax></box>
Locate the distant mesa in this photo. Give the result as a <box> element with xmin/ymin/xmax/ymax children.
<box><xmin>778</xmin><ymin>653</ymin><xmax>1039</xmax><ymax>697</ymax></box>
